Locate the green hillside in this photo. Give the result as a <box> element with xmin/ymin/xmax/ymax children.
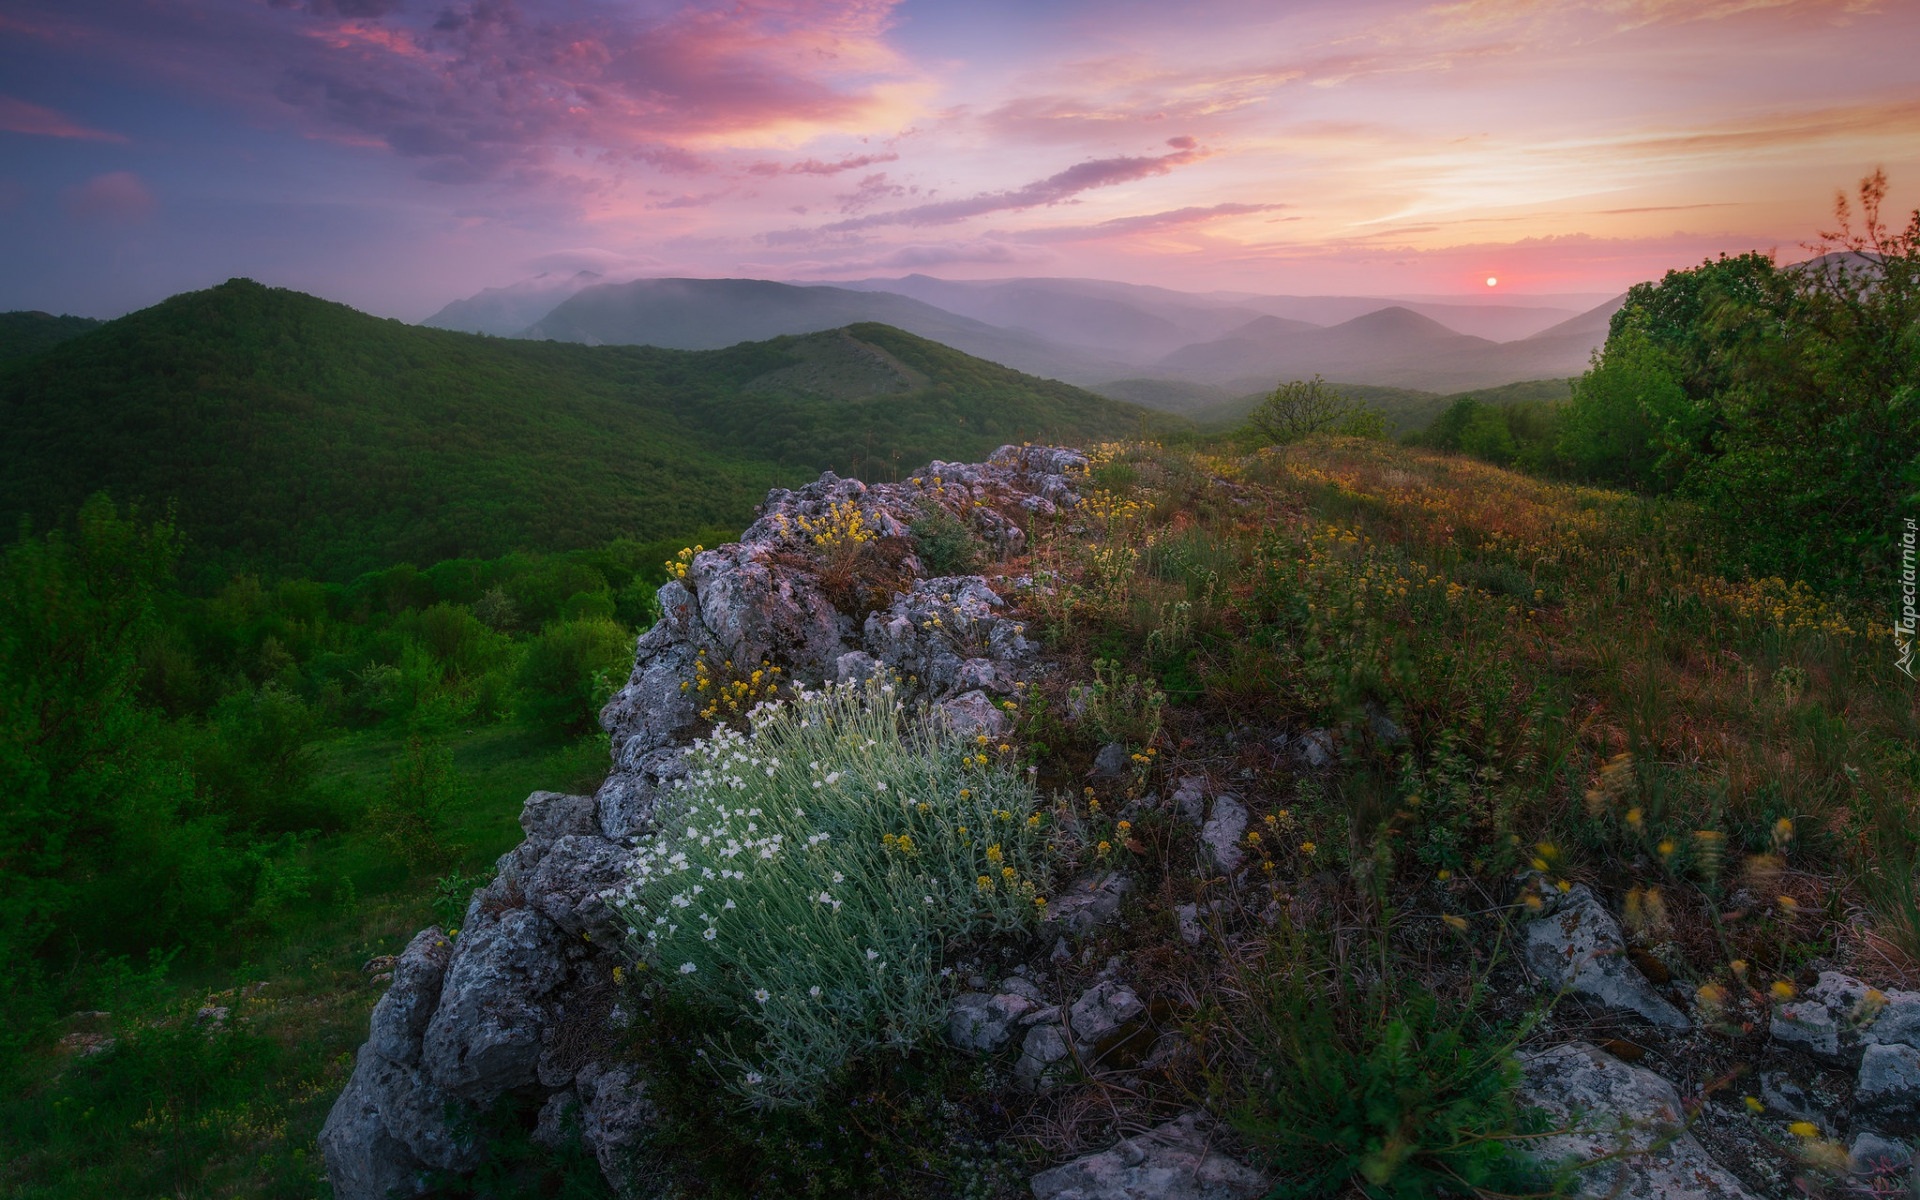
<box><xmin>0</xmin><ymin>311</ymin><xmax>101</xmax><ymax>365</ymax></box>
<box><xmin>0</xmin><ymin>281</ymin><xmax>1150</xmax><ymax>583</ymax></box>
<box><xmin>1185</xmin><ymin>376</ymin><xmax>1576</xmax><ymax>433</ymax></box>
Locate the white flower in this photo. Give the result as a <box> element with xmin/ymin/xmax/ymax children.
<box><xmin>923</xmin><ymin>896</ymin><xmax>934</xmax><ymax>904</ymax></box>
<box><xmin>809</xmin><ymin>986</ymin><xmax>822</xmax><ymax>998</ymax></box>
<box><xmin>743</xmin><ymin>1071</ymin><xmax>763</xmax><ymax>1085</ymax></box>
<box><xmin>754</xmin><ymin>989</ymin><xmax>769</xmax><ymax>1004</ymax></box>
<box><xmin>875</xmin><ymin>781</ymin><xmax>889</xmax><ymax>792</ymax></box>
<box><xmin>723</xmin><ymin>898</ymin><xmax>736</xmax><ymax>910</ymax></box>
<box><xmin>832</xmin><ymin>872</ymin><xmax>845</xmax><ymax>884</ymax></box>
<box><xmin>865</xmin><ymin>948</ymin><xmax>879</xmax><ymax>961</ymax></box>
<box><xmin>703</xmin><ymin>928</ymin><xmax>717</xmax><ymax>941</ymax></box>
<box><xmin>679</xmin><ymin>962</ymin><xmax>697</xmax><ymax>974</ymax></box>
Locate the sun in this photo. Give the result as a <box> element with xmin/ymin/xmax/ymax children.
<box><xmin>1485</xmin><ymin>276</ymin><xmax>1499</xmax><ymax>288</ymax></box>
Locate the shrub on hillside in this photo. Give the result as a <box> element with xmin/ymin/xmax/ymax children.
<box><xmin>606</xmin><ymin>679</ymin><xmax>1049</xmax><ymax>1105</ymax></box>
<box><xmin>515</xmin><ymin>616</ymin><xmax>632</xmax><ymax>735</ymax></box>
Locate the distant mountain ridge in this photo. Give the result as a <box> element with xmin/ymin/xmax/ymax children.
<box><xmin>0</xmin><ymin>280</ymin><xmax>1149</xmax><ymax>581</ymax></box>
<box><xmin>432</xmin><ymin>270</ymin><xmax>1625</xmax><ymax>398</ymax></box>
<box><xmin>422</xmin><ymin>269</ymin><xmax>608</xmax><ymax>336</ymax></box>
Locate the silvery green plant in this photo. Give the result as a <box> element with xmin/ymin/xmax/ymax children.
<box><xmin>604</xmin><ymin>677</ymin><xmax>1050</xmax><ymax>1105</ymax></box>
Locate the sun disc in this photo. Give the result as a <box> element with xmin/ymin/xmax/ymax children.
<box><xmin>1485</xmin><ymin>276</ymin><xmax>1498</xmax><ymax>287</ymax></box>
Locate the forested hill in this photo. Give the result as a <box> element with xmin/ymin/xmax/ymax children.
<box><xmin>0</xmin><ymin>311</ymin><xmax>101</xmax><ymax>365</ymax></box>
<box><xmin>0</xmin><ymin>279</ymin><xmax>1150</xmax><ymax>584</ymax></box>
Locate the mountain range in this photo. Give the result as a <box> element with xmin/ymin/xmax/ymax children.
<box><xmin>426</xmin><ymin>272</ymin><xmax>1622</xmax><ymax>397</ymax></box>
<box><xmin>0</xmin><ymin>280</ymin><xmax>1148</xmax><ymax>581</ymax></box>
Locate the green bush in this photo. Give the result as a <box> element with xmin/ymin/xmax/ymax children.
<box><xmin>1234</xmin><ymin>925</ymin><xmax>1546</xmax><ymax>1199</ymax></box>
<box><xmin>514</xmin><ymin>616</ymin><xmax>633</xmax><ymax>735</ymax></box>
<box><xmin>909</xmin><ymin>505</ymin><xmax>982</xmax><ymax>575</ymax></box>
<box><xmin>608</xmin><ymin>679</ymin><xmax>1049</xmax><ymax>1105</ymax></box>
<box><xmin>362</xmin><ymin>736</ymin><xmax>459</xmax><ymax>869</ymax></box>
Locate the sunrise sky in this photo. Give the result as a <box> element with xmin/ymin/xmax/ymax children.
<box><xmin>2</xmin><ymin>0</ymin><xmax>1916</xmax><ymax>319</ymax></box>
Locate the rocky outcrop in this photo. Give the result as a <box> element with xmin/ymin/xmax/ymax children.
<box><xmin>1028</xmin><ymin>1113</ymin><xmax>1269</xmax><ymax>1200</ymax></box>
<box><xmin>1524</xmin><ymin>885</ymin><xmax>1689</xmax><ymax>1030</ymax></box>
<box><xmin>597</xmin><ymin>444</ymin><xmax>1086</xmax><ymax>841</ymax></box>
<box><xmin>320</xmin><ymin>447</ymin><xmax>1089</xmax><ymax>1198</ymax></box>
<box><xmin>1518</xmin><ymin>1042</ymin><xmax>1759</xmax><ymax>1199</ymax></box>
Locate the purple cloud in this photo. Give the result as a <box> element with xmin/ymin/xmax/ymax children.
<box><xmin>1007</xmin><ymin>201</ymin><xmax>1286</xmax><ymax>242</ymax></box>
<box><xmin>817</xmin><ymin>143</ymin><xmax>1208</xmax><ymax>233</ymax></box>
<box><xmin>746</xmin><ymin>151</ymin><xmax>900</xmax><ymax>177</ymax></box>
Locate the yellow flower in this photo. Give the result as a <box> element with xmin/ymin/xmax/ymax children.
<box><xmin>1001</xmin><ymin>867</ymin><xmax>1016</xmax><ymax>880</ymax></box>
<box><xmin>1097</xmin><ymin>840</ymin><xmax>1112</xmax><ymax>856</ymax></box>
<box><xmin>1770</xmin><ymin>980</ymin><xmax>1796</xmax><ymax>1001</ymax></box>
<box><xmin>1788</xmin><ymin>1121</ymin><xmax>1818</xmax><ymax>1139</ymax></box>
<box><xmin>1442</xmin><ymin>914</ymin><xmax>1468</xmax><ymax>932</ymax></box>
<box><xmin>1743</xmin><ymin>1096</ymin><xmax>1763</xmax><ymax>1114</ymax></box>
<box><xmin>1299</xmin><ymin>841</ymin><xmax>1317</xmax><ymax>856</ymax></box>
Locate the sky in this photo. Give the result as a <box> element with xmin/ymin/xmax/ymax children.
<box><xmin>1</xmin><ymin>0</ymin><xmax>1916</xmax><ymax>320</ymax></box>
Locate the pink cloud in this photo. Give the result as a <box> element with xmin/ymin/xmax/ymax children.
<box><xmin>813</xmin><ymin>143</ymin><xmax>1210</xmax><ymax>234</ymax></box>
<box><xmin>1007</xmin><ymin>201</ymin><xmax>1287</xmax><ymax>243</ymax></box>
<box><xmin>63</xmin><ymin>171</ymin><xmax>156</xmax><ymax>222</ymax></box>
<box><xmin>0</xmin><ymin>95</ymin><xmax>126</xmax><ymax>142</ymax></box>
<box><xmin>746</xmin><ymin>152</ymin><xmax>900</xmax><ymax>176</ymax></box>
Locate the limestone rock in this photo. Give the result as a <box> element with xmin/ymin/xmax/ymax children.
<box><xmin>1176</xmin><ymin>903</ymin><xmax>1204</xmax><ymax>946</ymax></box>
<box><xmin>1518</xmin><ymin>1042</ymin><xmax>1758</xmax><ymax>1199</ymax></box>
<box><xmin>525</xmin><ymin>834</ymin><xmax>629</xmax><ymax>940</ymax></box>
<box><xmin>1045</xmin><ymin>872</ymin><xmax>1132</xmax><ymax>937</ymax></box>
<box><xmin>318</xmin><ymin>1049</ymin><xmax>439</xmax><ymax>1200</ymax></box>
<box><xmin>1851</xmin><ymin>1130</ymin><xmax>1913</xmax><ymax>1176</ymax></box>
<box><xmin>1070</xmin><ymin>980</ymin><xmax>1145</xmax><ymax>1044</ymax></box>
<box><xmin>949</xmin><ymin>992</ymin><xmax>1038</xmax><ymax>1053</ymax></box>
<box><xmin>1016</xmin><ymin>1023</ymin><xmax>1072</xmax><ymax>1090</ymax></box>
<box><xmin>1857</xmin><ymin>1043</ymin><xmax>1920</xmax><ymax>1133</ymax></box>
<box><xmin>575</xmin><ymin>1061</ymin><xmax>657</xmax><ymax>1197</ymax></box>
<box><xmin>940</xmin><ymin>689</ymin><xmax>1012</xmax><ymax>740</ymax></box>
<box><xmin>1028</xmin><ymin>1112</ymin><xmax>1269</xmax><ymax>1200</ymax></box>
<box><xmin>421</xmin><ymin>907</ymin><xmax>568</xmax><ymax>1095</ymax></box>
<box><xmin>1524</xmin><ymin>886</ymin><xmax>1689</xmax><ymax>1030</ymax></box>
<box><xmin>1200</xmin><ymin>795</ymin><xmax>1248</xmax><ymax>873</ymax></box>
<box><xmin>365</xmin><ymin>927</ymin><xmax>454</xmax><ymax>1067</ymax></box>
<box><xmin>1173</xmin><ymin>776</ymin><xmax>1207</xmax><ymax>825</ymax></box>
<box><xmin>1090</xmin><ymin>743</ymin><xmax>1130</xmax><ymax>779</ymax></box>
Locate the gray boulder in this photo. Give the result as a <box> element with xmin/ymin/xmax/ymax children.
<box><xmin>421</xmin><ymin>907</ymin><xmax>569</xmax><ymax>1095</ymax></box>
<box><xmin>1857</xmin><ymin>1043</ymin><xmax>1920</xmax><ymax>1133</ymax></box>
<box><xmin>364</xmin><ymin>927</ymin><xmax>454</xmax><ymax>1066</ymax></box>
<box><xmin>575</xmin><ymin>1061</ymin><xmax>657</xmax><ymax>1197</ymax></box>
<box><xmin>1199</xmin><ymin>795</ymin><xmax>1247</xmax><ymax>873</ymax></box>
<box><xmin>1518</xmin><ymin>1042</ymin><xmax>1757</xmax><ymax>1199</ymax></box>
<box><xmin>1524</xmin><ymin>886</ymin><xmax>1688</xmax><ymax>1030</ymax></box>
<box><xmin>1045</xmin><ymin>872</ymin><xmax>1133</xmax><ymax>937</ymax></box>
<box><xmin>949</xmin><ymin>991</ymin><xmax>1039</xmax><ymax>1053</ymax></box>
<box><xmin>1029</xmin><ymin>1112</ymin><xmax>1268</xmax><ymax>1200</ymax></box>
<box><xmin>1070</xmin><ymin>980</ymin><xmax>1145</xmax><ymax>1044</ymax></box>
<box><xmin>1015</xmin><ymin>1023</ymin><xmax>1073</xmax><ymax>1090</ymax></box>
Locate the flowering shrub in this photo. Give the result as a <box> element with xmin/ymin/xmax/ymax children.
<box><xmin>605</xmin><ymin>678</ymin><xmax>1049</xmax><ymax>1104</ymax></box>
<box><xmin>682</xmin><ymin>648</ymin><xmax>783</xmax><ymax>725</ymax></box>
<box><xmin>663</xmin><ymin>545</ymin><xmax>702</xmax><ymax>581</ymax></box>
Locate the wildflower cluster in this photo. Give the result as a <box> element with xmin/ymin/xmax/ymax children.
<box><xmin>777</xmin><ymin>500</ymin><xmax>876</xmax><ymax>556</ymax></box>
<box><xmin>664</xmin><ymin>544</ymin><xmax>703</xmax><ymax>581</ymax></box>
<box><xmin>683</xmin><ymin>649</ymin><xmax>783</xmax><ymax>724</ymax></box>
<box><xmin>604</xmin><ymin>678</ymin><xmax>1050</xmax><ymax>1104</ymax></box>
<box><xmin>1692</xmin><ymin>574</ymin><xmax>1861</xmax><ymax>638</ymax></box>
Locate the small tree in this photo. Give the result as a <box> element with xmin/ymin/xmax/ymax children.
<box><xmin>1245</xmin><ymin>376</ymin><xmax>1367</xmax><ymax>445</ymax></box>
